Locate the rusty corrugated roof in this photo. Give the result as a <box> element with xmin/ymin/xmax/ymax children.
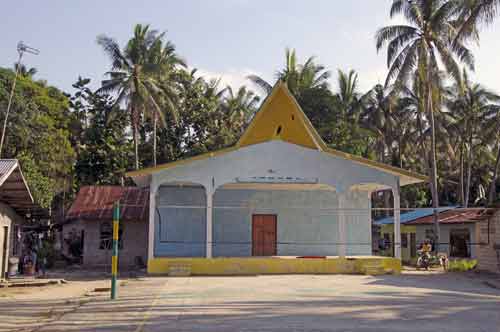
<box><xmin>66</xmin><ymin>186</ymin><xmax>149</xmax><ymax>222</ymax></box>
<box><xmin>406</xmin><ymin>208</ymin><xmax>493</xmax><ymax>225</ymax></box>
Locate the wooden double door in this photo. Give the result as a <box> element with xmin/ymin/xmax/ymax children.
<box><xmin>252</xmin><ymin>214</ymin><xmax>277</xmax><ymax>256</ymax></box>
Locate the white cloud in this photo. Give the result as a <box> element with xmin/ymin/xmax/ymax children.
<box><xmin>358</xmin><ymin>67</ymin><xmax>388</xmax><ymax>91</ymax></box>
<box><xmin>192</xmin><ymin>67</ymin><xmax>270</xmax><ymax>96</ymax></box>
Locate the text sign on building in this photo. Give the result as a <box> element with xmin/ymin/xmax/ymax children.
<box><xmin>236</xmin><ymin>176</ymin><xmax>319</xmax><ymax>184</ymax></box>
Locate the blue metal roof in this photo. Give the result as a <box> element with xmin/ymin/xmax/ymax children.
<box><xmin>374</xmin><ymin>206</ymin><xmax>456</xmax><ymax>225</ymax></box>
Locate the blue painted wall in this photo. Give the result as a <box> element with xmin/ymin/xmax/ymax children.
<box><xmin>154</xmin><ymin>186</ymin><xmax>372</xmax><ymax>257</ymax></box>
<box><xmin>154</xmin><ymin>185</ymin><xmax>206</xmax><ymax>257</ymax></box>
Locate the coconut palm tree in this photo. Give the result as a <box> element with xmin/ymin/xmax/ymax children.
<box><xmin>97</xmin><ymin>24</ymin><xmax>183</xmax><ymax>169</ymax></box>
<box><xmin>221</xmin><ymin>86</ymin><xmax>260</xmax><ymax>134</ymax></box>
<box><xmin>447</xmin><ymin>70</ymin><xmax>500</xmax><ymax>206</ymax></box>
<box><xmin>335</xmin><ymin>70</ymin><xmax>365</xmax><ymax>120</ymax></box>
<box><xmin>455</xmin><ymin>0</ymin><xmax>499</xmax><ymax>42</ymax></box>
<box><xmin>376</xmin><ymin>0</ymin><xmax>475</xmax><ymax>248</ymax></box>
<box><xmin>147</xmin><ymin>37</ymin><xmax>186</xmax><ymax>166</ymax></box>
<box><xmin>488</xmin><ymin>124</ymin><xmax>500</xmax><ymax>204</ymax></box>
<box><xmin>247</xmin><ymin>48</ymin><xmax>330</xmax><ymax>97</ymax></box>
<box><xmin>361</xmin><ymin>84</ymin><xmax>398</xmax><ymax>164</ymax></box>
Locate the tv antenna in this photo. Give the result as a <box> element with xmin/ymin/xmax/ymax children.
<box><xmin>0</xmin><ymin>41</ymin><xmax>40</xmax><ymax>158</ymax></box>
<box><xmin>17</xmin><ymin>41</ymin><xmax>40</xmax><ymax>56</ymax></box>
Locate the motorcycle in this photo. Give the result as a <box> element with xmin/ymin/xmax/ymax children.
<box><xmin>416</xmin><ymin>250</ymin><xmax>431</xmax><ymax>270</ymax></box>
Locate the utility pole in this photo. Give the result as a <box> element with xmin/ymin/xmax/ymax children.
<box><xmin>110</xmin><ymin>202</ymin><xmax>120</xmax><ymax>300</ymax></box>
<box><xmin>0</xmin><ymin>41</ymin><xmax>39</xmax><ymax>158</ymax></box>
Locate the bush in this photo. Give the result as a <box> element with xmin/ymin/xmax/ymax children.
<box><xmin>447</xmin><ymin>259</ymin><xmax>477</xmax><ymax>272</ymax></box>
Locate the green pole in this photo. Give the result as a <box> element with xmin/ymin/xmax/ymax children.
<box><xmin>111</xmin><ymin>202</ymin><xmax>120</xmax><ymax>300</ymax></box>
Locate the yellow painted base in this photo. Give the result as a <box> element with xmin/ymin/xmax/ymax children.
<box><xmin>147</xmin><ymin>256</ymin><xmax>401</xmax><ymax>276</ymax></box>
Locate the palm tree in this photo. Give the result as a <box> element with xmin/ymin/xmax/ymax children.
<box><xmin>376</xmin><ymin>0</ymin><xmax>475</xmax><ymax>249</ymax></box>
<box><xmin>335</xmin><ymin>70</ymin><xmax>365</xmax><ymax>120</ymax></box>
<box><xmin>97</xmin><ymin>24</ymin><xmax>183</xmax><ymax>169</ymax></box>
<box><xmin>247</xmin><ymin>48</ymin><xmax>330</xmax><ymax>97</ymax></box>
<box><xmin>488</xmin><ymin>139</ymin><xmax>500</xmax><ymax>203</ymax></box>
<box><xmin>147</xmin><ymin>37</ymin><xmax>185</xmax><ymax>166</ymax></box>
<box><xmin>220</xmin><ymin>86</ymin><xmax>260</xmax><ymax>135</ymax></box>
<box><xmin>361</xmin><ymin>84</ymin><xmax>398</xmax><ymax>164</ymax></box>
<box><xmin>447</xmin><ymin>70</ymin><xmax>500</xmax><ymax>206</ymax></box>
<box><xmin>455</xmin><ymin>0</ymin><xmax>499</xmax><ymax>42</ymax></box>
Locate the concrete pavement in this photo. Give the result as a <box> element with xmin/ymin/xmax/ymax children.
<box><xmin>1</xmin><ymin>274</ymin><xmax>499</xmax><ymax>332</ymax></box>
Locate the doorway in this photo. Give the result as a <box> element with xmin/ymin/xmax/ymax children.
<box><xmin>252</xmin><ymin>215</ymin><xmax>277</xmax><ymax>256</ymax></box>
<box><xmin>450</xmin><ymin>228</ymin><xmax>471</xmax><ymax>258</ymax></box>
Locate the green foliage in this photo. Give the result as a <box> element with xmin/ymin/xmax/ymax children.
<box><xmin>37</xmin><ymin>238</ymin><xmax>58</xmax><ymax>269</ymax></box>
<box><xmin>70</xmin><ymin>77</ymin><xmax>133</xmax><ymax>186</ymax></box>
<box><xmin>17</xmin><ymin>152</ymin><xmax>56</xmax><ymax>209</ymax></box>
<box><xmin>96</xmin><ymin>24</ymin><xmax>186</xmax><ymax>169</ymax></box>
<box><xmin>0</xmin><ymin>67</ymin><xmax>75</xmax><ymax>209</ymax></box>
<box><xmin>448</xmin><ymin>259</ymin><xmax>478</xmax><ymax>272</ymax></box>
<box><xmin>3</xmin><ymin>12</ymin><xmax>500</xmax><ymax>220</ymax></box>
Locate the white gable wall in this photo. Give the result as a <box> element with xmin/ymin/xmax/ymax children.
<box><xmin>151</xmin><ymin>141</ymin><xmax>399</xmax><ymax>193</ymax></box>
<box><xmin>144</xmin><ymin>141</ymin><xmax>403</xmax><ymax>260</ymax></box>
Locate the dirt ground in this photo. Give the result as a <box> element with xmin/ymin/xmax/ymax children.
<box><xmin>0</xmin><ymin>272</ymin><xmax>499</xmax><ymax>332</ymax></box>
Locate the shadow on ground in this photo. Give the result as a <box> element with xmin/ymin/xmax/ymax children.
<box><xmin>1</xmin><ymin>274</ymin><xmax>499</xmax><ymax>332</ymax></box>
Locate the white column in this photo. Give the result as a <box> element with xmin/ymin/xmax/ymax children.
<box><xmin>148</xmin><ymin>183</ymin><xmax>157</xmax><ymax>263</ymax></box>
<box><xmin>392</xmin><ymin>180</ymin><xmax>402</xmax><ymax>259</ymax></box>
<box><xmin>206</xmin><ymin>190</ymin><xmax>213</xmax><ymax>258</ymax></box>
<box><xmin>338</xmin><ymin>194</ymin><xmax>347</xmax><ymax>258</ymax></box>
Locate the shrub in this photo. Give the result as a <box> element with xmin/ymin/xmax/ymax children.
<box><xmin>447</xmin><ymin>259</ymin><xmax>477</xmax><ymax>272</ymax></box>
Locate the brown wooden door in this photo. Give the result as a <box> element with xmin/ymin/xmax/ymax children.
<box><xmin>252</xmin><ymin>215</ymin><xmax>277</xmax><ymax>256</ymax></box>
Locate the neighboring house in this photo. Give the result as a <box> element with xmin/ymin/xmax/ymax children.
<box><xmin>126</xmin><ymin>82</ymin><xmax>427</xmax><ymax>275</ymax></box>
<box><xmin>475</xmin><ymin>209</ymin><xmax>500</xmax><ymax>274</ymax></box>
<box><xmin>0</xmin><ymin>159</ymin><xmax>43</xmax><ymax>279</ymax></box>
<box><xmin>63</xmin><ymin>186</ymin><xmax>149</xmax><ymax>268</ymax></box>
<box><xmin>376</xmin><ymin>207</ymin><xmax>494</xmax><ymax>262</ymax></box>
<box><xmin>375</xmin><ymin>207</ymin><xmax>454</xmax><ymax>263</ymax></box>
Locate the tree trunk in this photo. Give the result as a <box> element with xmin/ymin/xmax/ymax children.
<box><xmin>459</xmin><ymin>143</ymin><xmax>465</xmax><ymax>206</ymax></box>
<box><xmin>488</xmin><ymin>139</ymin><xmax>500</xmax><ymax>205</ymax></box>
<box><xmin>398</xmin><ymin>136</ymin><xmax>403</xmax><ymax>169</ymax></box>
<box><xmin>427</xmin><ymin>81</ymin><xmax>440</xmax><ymax>252</ymax></box>
<box><xmin>464</xmin><ymin>140</ymin><xmax>473</xmax><ymax>207</ymax></box>
<box><xmin>153</xmin><ymin>113</ymin><xmax>157</xmax><ymax>167</ymax></box>
<box><xmin>379</xmin><ymin>148</ymin><xmax>392</xmax><ymax>218</ymax></box>
<box><xmin>132</xmin><ymin>121</ymin><xmax>139</xmax><ymax>170</ymax></box>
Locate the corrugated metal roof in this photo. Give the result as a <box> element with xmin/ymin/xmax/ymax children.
<box><xmin>66</xmin><ymin>186</ymin><xmax>149</xmax><ymax>222</ymax></box>
<box><xmin>0</xmin><ymin>159</ymin><xmax>19</xmax><ymax>186</ymax></box>
<box><xmin>374</xmin><ymin>207</ymin><xmax>455</xmax><ymax>225</ymax></box>
<box><xmin>406</xmin><ymin>208</ymin><xmax>493</xmax><ymax>225</ymax></box>
<box><xmin>0</xmin><ymin>159</ymin><xmax>48</xmax><ymax>218</ymax></box>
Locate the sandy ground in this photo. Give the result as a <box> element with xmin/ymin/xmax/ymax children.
<box><xmin>0</xmin><ymin>273</ymin><xmax>499</xmax><ymax>332</ymax></box>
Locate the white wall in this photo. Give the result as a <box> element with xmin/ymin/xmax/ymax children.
<box><xmin>0</xmin><ymin>202</ymin><xmax>23</xmax><ymax>278</ymax></box>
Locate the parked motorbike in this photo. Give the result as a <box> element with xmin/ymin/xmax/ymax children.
<box><xmin>416</xmin><ymin>250</ymin><xmax>430</xmax><ymax>270</ymax></box>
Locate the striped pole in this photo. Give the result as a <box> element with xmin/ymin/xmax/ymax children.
<box><xmin>111</xmin><ymin>201</ymin><xmax>120</xmax><ymax>300</ymax></box>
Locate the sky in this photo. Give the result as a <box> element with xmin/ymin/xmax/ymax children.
<box><xmin>1</xmin><ymin>0</ymin><xmax>499</xmax><ymax>95</ymax></box>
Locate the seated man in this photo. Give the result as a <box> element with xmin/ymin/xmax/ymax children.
<box><xmin>421</xmin><ymin>239</ymin><xmax>432</xmax><ymax>257</ymax></box>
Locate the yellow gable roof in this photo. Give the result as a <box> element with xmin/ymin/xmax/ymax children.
<box><xmin>237</xmin><ymin>81</ymin><xmax>328</xmax><ymax>151</ymax></box>
<box><xmin>126</xmin><ymin>80</ymin><xmax>427</xmax><ymax>185</ymax></box>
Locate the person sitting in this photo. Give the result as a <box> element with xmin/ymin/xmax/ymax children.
<box><xmin>421</xmin><ymin>239</ymin><xmax>432</xmax><ymax>257</ymax></box>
